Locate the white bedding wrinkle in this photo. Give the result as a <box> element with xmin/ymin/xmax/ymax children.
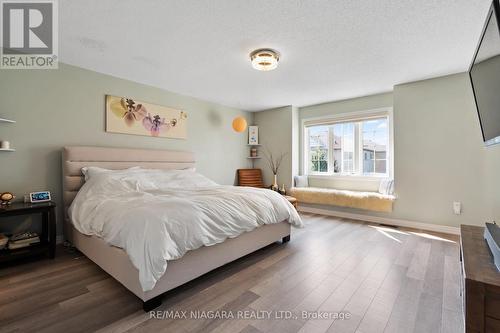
<box><xmin>69</xmin><ymin>169</ymin><xmax>303</xmax><ymax>291</ymax></box>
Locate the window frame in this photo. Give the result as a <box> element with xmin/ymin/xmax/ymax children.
<box><xmin>306</xmin><ymin>125</ymin><xmax>331</xmax><ymax>173</ymax></box>
<box><xmin>302</xmin><ymin>107</ymin><xmax>394</xmax><ymax>180</ymax></box>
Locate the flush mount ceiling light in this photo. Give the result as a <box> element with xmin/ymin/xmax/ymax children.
<box><xmin>250</xmin><ymin>48</ymin><xmax>280</xmax><ymax>71</ymax></box>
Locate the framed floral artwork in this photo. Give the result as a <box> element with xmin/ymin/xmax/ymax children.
<box><xmin>105</xmin><ymin>95</ymin><xmax>187</xmax><ymax>139</ymax></box>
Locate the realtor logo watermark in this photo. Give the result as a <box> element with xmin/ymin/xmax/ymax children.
<box><xmin>1</xmin><ymin>0</ymin><xmax>58</xmax><ymax>69</ymax></box>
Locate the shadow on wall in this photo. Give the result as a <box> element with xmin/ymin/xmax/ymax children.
<box><xmin>207</xmin><ymin>109</ymin><xmax>223</xmax><ymax>127</ymax></box>
<box><xmin>233</xmin><ymin>171</ymin><xmax>239</xmax><ymax>187</ymax></box>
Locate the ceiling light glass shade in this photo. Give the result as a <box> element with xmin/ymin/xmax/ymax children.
<box><xmin>250</xmin><ymin>49</ymin><xmax>280</xmax><ymax>71</ymax></box>
<box><xmin>232</xmin><ymin>116</ymin><xmax>247</xmax><ymax>132</ymax></box>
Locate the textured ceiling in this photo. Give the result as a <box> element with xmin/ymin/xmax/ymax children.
<box><xmin>60</xmin><ymin>0</ymin><xmax>492</xmax><ymax>111</ymax></box>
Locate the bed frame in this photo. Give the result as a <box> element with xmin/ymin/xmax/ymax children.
<box><xmin>62</xmin><ymin>146</ymin><xmax>291</xmax><ymax>311</ymax></box>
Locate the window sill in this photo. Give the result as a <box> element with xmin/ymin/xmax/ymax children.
<box><xmin>306</xmin><ymin>174</ymin><xmax>387</xmax><ymax>182</ymax></box>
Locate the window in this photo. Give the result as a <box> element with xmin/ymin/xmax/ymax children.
<box><xmin>333</xmin><ymin>122</ymin><xmax>355</xmax><ymax>174</ymax></box>
<box><xmin>308</xmin><ymin>125</ymin><xmax>329</xmax><ymax>172</ymax></box>
<box><xmin>362</xmin><ymin>118</ymin><xmax>388</xmax><ymax>175</ymax></box>
<box><xmin>304</xmin><ymin>110</ymin><xmax>392</xmax><ymax>178</ymax></box>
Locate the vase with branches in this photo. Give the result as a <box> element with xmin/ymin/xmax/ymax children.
<box><xmin>262</xmin><ymin>147</ymin><xmax>287</xmax><ymax>191</ymax></box>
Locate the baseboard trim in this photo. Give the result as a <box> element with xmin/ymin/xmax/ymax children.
<box><xmin>298</xmin><ymin>206</ymin><xmax>460</xmax><ymax>235</ymax></box>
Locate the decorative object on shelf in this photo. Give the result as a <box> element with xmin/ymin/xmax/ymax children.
<box><xmin>0</xmin><ymin>141</ymin><xmax>10</xmax><ymax>150</ymax></box>
<box><xmin>106</xmin><ymin>95</ymin><xmax>187</xmax><ymax>139</ymax></box>
<box><xmin>247</xmin><ymin>128</ymin><xmax>260</xmax><ymax>167</ymax></box>
<box><xmin>262</xmin><ymin>147</ymin><xmax>287</xmax><ymax>191</ymax></box>
<box><xmin>250</xmin><ymin>147</ymin><xmax>258</xmax><ymax>157</ymax></box>
<box><xmin>272</xmin><ymin>175</ymin><xmax>279</xmax><ymax>191</ymax></box>
<box><xmin>232</xmin><ymin>116</ymin><xmax>247</xmax><ymax>133</ymax></box>
<box><xmin>248</xmin><ymin>126</ymin><xmax>259</xmax><ymax>144</ymax></box>
<box><xmin>247</xmin><ymin>145</ymin><xmax>260</xmax><ymax>168</ymax></box>
<box><xmin>279</xmin><ymin>184</ymin><xmax>286</xmax><ymax>195</ymax></box>
<box><xmin>0</xmin><ymin>192</ymin><xmax>15</xmax><ymax>205</ymax></box>
<box><xmin>268</xmin><ymin>184</ymin><xmax>279</xmax><ymax>192</ymax></box>
<box><xmin>29</xmin><ymin>191</ymin><xmax>51</xmax><ymax>203</ymax></box>
<box><xmin>250</xmin><ymin>48</ymin><xmax>280</xmax><ymax>71</ymax></box>
<box><xmin>0</xmin><ymin>117</ymin><xmax>15</xmax><ymax>151</ymax></box>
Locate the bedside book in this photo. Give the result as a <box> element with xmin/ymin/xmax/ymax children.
<box><xmin>8</xmin><ymin>238</ymin><xmax>41</xmax><ymax>250</ymax></box>
<box><xmin>10</xmin><ymin>231</ymin><xmax>38</xmax><ymax>242</ymax></box>
<box><xmin>7</xmin><ymin>231</ymin><xmax>41</xmax><ymax>250</ymax></box>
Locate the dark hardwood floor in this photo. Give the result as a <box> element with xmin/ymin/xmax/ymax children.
<box><xmin>0</xmin><ymin>213</ymin><xmax>463</xmax><ymax>333</ymax></box>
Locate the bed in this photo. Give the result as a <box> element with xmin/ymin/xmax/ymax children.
<box><xmin>62</xmin><ymin>146</ymin><xmax>298</xmax><ymax>311</ymax></box>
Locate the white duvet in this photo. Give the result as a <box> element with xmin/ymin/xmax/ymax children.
<box><xmin>69</xmin><ymin>167</ymin><xmax>303</xmax><ymax>291</ymax></box>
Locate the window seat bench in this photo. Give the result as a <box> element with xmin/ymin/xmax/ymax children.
<box><xmin>289</xmin><ymin>187</ymin><xmax>395</xmax><ymax>213</ymax></box>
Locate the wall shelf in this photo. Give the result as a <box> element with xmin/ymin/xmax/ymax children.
<box><xmin>247</xmin><ymin>156</ymin><xmax>261</xmax><ymax>159</ymax></box>
<box><xmin>247</xmin><ymin>144</ymin><xmax>261</xmax><ymax>146</ymax></box>
<box><xmin>0</xmin><ymin>148</ymin><xmax>15</xmax><ymax>152</ymax></box>
<box><xmin>0</xmin><ymin>118</ymin><xmax>15</xmax><ymax>123</ymax></box>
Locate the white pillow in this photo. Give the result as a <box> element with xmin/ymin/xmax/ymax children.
<box><xmin>378</xmin><ymin>179</ymin><xmax>394</xmax><ymax>195</ymax></box>
<box><xmin>81</xmin><ymin>167</ymin><xmax>217</xmax><ymax>189</ymax></box>
<box><xmin>81</xmin><ymin>166</ymin><xmax>141</xmax><ymax>181</ymax></box>
<box><xmin>294</xmin><ymin>175</ymin><xmax>309</xmax><ymax>188</ymax></box>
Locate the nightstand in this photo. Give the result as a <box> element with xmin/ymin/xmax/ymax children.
<box><xmin>268</xmin><ymin>187</ymin><xmax>298</xmax><ymax>209</ymax></box>
<box><xmin>284</xmin><ymin>195</ymin><xmax>298</xmax><ymax>209</ymax></box>
<box><xmin>0</xmin><ymin>201</ymin><xmax>56</xmax><ymax>263</ymax></box>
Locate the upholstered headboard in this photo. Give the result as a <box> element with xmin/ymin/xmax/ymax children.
<box><xmin>62</xmin><ymin>146</ymin><xmax>195</xmax><ymax>239</ymax></box>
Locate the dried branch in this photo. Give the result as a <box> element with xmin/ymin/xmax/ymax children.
<box><xmin>262</xmin><ymin>146</ymin><xmax>288</xmax><ymax>175</ymax></box>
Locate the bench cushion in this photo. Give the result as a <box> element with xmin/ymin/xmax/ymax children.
<box><xmin>290</xmin><ymin>187</ymin><xmax>395</xmax><ymax>213</ymax></box>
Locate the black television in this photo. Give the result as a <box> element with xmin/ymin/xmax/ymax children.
<box><xmin>469</xmin><ymin>0</ymin><xmax>500</xmax><ymax>146</ymax></box>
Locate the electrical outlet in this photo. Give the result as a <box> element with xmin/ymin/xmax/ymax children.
<box><xmin>453</xmin><ymin>202</ymin><xmax>461</xmax><ymax>215</ymax></box>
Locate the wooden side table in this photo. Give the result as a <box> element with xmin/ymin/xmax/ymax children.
<box><xmin>460</xmin><ymin>224</ymin><xmax>500</xmax><ymax>332</ymax></box>
<box><xmin>284</xmin><ymin>195</ymin><xmax>298</xmax><ymax>209</ymax></box>
<box><xmin>0</xmin><ymin>201</ymin><xmax>57</xmax><ymax>263</ymax></box>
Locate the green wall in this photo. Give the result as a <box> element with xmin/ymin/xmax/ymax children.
<box><xmin>0</xmin><ymin>63</ymin><xmax>251</xmax><ymax>237</ymax></box>
<box><xmin>392</xmin><ymin>73</ymin><xmax>491</xmax><ymax>227</ymax></box>
<box><xmin>253</xmin><ymin>106</ymin><xmax>294</xmax><ymax>188</ymax></box>
<box><xmin>255</xmin><ymin>73</ymin><xmax>500</xmax><ymax>228</ymax></box>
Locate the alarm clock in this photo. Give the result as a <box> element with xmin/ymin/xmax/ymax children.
<box><xmin>0</xmin><ymin>192</ymin><xmax>15</xmax><ymax>205</ymax></box>
<box><xmin>29</xmin><ymin>191</ymin><xmax>51</xmax><ymax>203</ymax></box>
